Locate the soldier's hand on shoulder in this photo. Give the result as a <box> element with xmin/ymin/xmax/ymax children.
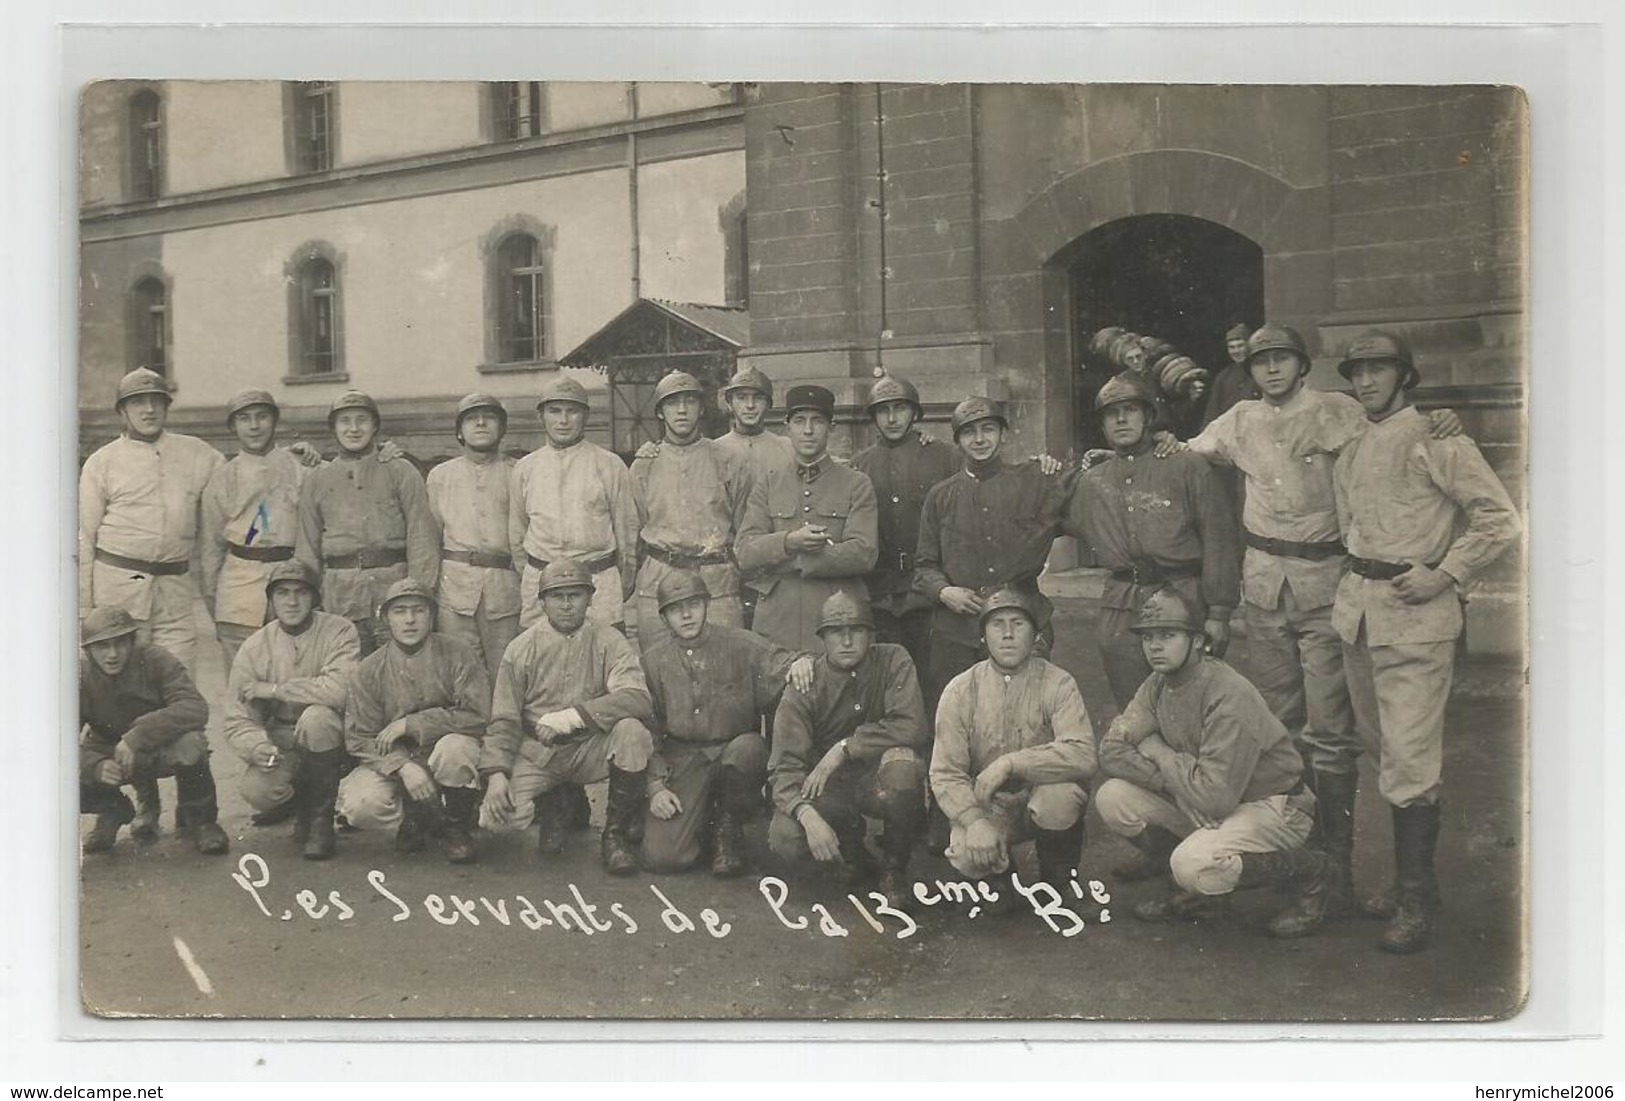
<box><xmin>1079</xmin><ymin>448</ymin><xmax>1114</xmax><ymax>473</ymax></box>
<box><xmin>1030</xmin><ymin>453</ymin><xmax>1064</xmax><ymax>477</ymax></box>
<box><xmin>1426</xmin><ymin>408</ymin><xmax>1465</xmax><ymax>439</ymax></box>
<box><xmin>635</xmin><ymin>439</ymin><xmax>662</xmax><ymax>461</ymax></box>
<box><xmin>376</xmin><ymin>439</ymin><xmax>406</xmax><ymax>464</ymax></box>
<box><xmin>1151</xmin><ymin>431</ymin><xmax>1186</xmax><ymax>459</ymax></box>
<box><xmin>286</xmin><ymin>440</ymin><xmax>323</xmax><ymax>468</ymax></box>
<box><xmin>787</xmin><ymin>655</ymin><xmax>816</xmax><ymax>694</ymax></box>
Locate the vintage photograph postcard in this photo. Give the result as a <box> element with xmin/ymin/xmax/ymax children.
<box><xmin>75</xmin><ymin>80</ymin><xmax>1527</xmax><ymax>1021</ymax></box>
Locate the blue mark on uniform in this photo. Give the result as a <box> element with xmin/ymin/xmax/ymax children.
<box><xmin>245</xmin><ymin>501</ymin><xmax>271</xmax><ymax>546</ymax></box>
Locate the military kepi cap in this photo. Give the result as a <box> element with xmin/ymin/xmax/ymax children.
<box><xmin>783</xmin><ymin>384</ymin><xmax>835</xmax><ymax>421</ymax></box>
<box><xmin>538</xmin><ymin>558</ymin><xmax>595</xmax><ymax>596</ymax></box>
<box><xmin>656</xmin><ymin>569</ymin><xmax>711</xmax><ymax>613</ymax></box>
<box><xmin>80</xmin><ymin>607</ymin><xmax>140</xmax><ymax>647</ymax></box>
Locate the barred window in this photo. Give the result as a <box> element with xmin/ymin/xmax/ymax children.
<box><xmin>496</xmin><ymin>233</ymin><xmax>547</xmax><ymax>363</ymax></box>
<box><xmin>492</xmin><ymin>82</ymin><xmax>546</xmax><ymax>140</ymax></box>
<box><xmin>296</xmin><ymin>257</ymin><xmax>340</xmax><ymax>375</ymax></box>
<box><xmin>128</xmin><ymin>277</ymin><xmax>168</xmax><ymax>375</ymax></box>
<box><xmin>290</xmin><ymin>82</ymin><xmax>336</xmax><ymax>173</ymax></box>
<box><xmin>128</xmin><ymin>90</ymin><xmax>163</xmax><ymax>200</ymax></box>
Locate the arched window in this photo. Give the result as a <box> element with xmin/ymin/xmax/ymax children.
<box><xmin>128</xmin><ymin>90</ymin><xmax>163</xmax><ymax>200</ymax></box>
<box><xmin>491</xmin><ymin>82</ymin><xmax>546</xmax><ymax>141</ymax></box>
<box><xmin>128</xmin><ymin>276</ymin><xmax>168</xmax><ymax>375</ymax></box>
<box><xmin>495</xmin><ymin>233</ymin><xmax>547</xmax><ymax>363</ymax></box>
<box><xmin>294</xmin><ymin>256</ymin><xmax>341</xmax><ymax>375</ymax></box>
<box><xmin>288</xmin><ymin>82</ymin><xmax>337</xmax><ymax>173</ymax></box>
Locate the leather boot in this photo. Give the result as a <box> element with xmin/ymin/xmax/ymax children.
<box><xmin>1380</xmin><ymin>802</ymin><xmax>1441</xmax><ymax>954</ymax></box>
<box><xmin>440</xmin><ymin>787</ymin><xmax>478</xmax><ymax>865</ymax></box>
<box><xmin>1311</xmin><ymin>771</ymin><xmax>1358</xmax><ymax>919</ymax></box>
<box><xmin>1035</xmin><ymin>819</ymin><xmax>1086</xmax><ymax>891</ymax></box>
<box><xmin>250</xmin><ymin>802</ymin><xmax>299</xmax><ymax>828</ymax></box>
<box><xmin>173</xmin><ymin>761</ymin><xmax>230</xmax><ymax>855</ymax></box>
<box><xmin>394</xmin><ymin>795</ymin><xmax>430</xmax><ymax>854</ymax></box>
<box><xmin>1235</xmin><ymin>848</ymin><xmax>1338</xmax><ymax>939</ymax></box>
<box><xmin>563</xmin><ymin>783</ymin><xmax>593</xmax><ymax>831</ymax></box>
<box><xmin>299</xmin><ymin>749</ymin><xmax>344</xmax><ymax>861</ymax></box>
<box><xmin>131</xmin><ymin>777</ymin><xmax>163</xmax><ymax>843</ymax></box>
<box><xmin>709</xmin><ymin>767</ymin><xmax>750</xmax><ymax>879</ymax></box>
<box><xmin>82</xmin><ymin>786</ymin><xmax>135</xmax><ymax>853</ymax></box>
<box><xmin>875</xmin><ymin>801</ymin><xmax>924</xmax><ymax>910</ymax></box>
<box><xmin>835</xmin><ymin>814</ymin><xmax>875</xmax><ymax>889</ymax></box>
<box><xmin>1131</xmin><ymin>888</ymin><xmax>1229</xmax><ymax>923</ymax></box>
<box><xmin>534</xmin><ymin>788</ymin><xmax>568</xmax><ymax>855</ymax></box>
<box><xmin>600</xmin><ymin>766</ymin><xmax>645</xmax><ymax>876</ymax></box>
<box><xmin>1113</xmin><ymin>825</ymin><xmax>1179</xmax><ymax>882</ymax></box>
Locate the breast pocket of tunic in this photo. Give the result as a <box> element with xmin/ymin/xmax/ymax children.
<box><xmin>815</xmin><ymin>507</ymin><xmax>849</xmax><ymax>542</ymax></box>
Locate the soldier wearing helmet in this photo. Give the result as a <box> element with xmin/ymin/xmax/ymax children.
<box><xmin>295</xmin><ymin>389</ymin><xmax>439</xmax><ymax>657</ymax></box>
<box><xmin>914</xmin><ymin>395</ymin><xmax>1076</xmax><ymax>717</ymax></box>
<box><xmin>929</xmin><ymin>588</ymin><xmax>1097</xmax><ymax>899</ymax></box>
<box><xmin>637</xmin><ymin>569</ymin><xmax>815</xmax><ymax>876</ymax></box>
<box><xmin>79</xmin><ymin>367</ymin><xmax>224</xmax><ymax>675</ymax></box>
<box><xmin>1095</xmin><ymin>588</ymin><xmax>1340</xmax><ymax>936</ymax></box>
<box><xmin>850</xmin><ymin>372</ymin><xmax>959</xmax><ymax>670</ymax></box>
<box><xmin>425</xmin><ymin>393</ymin><xmax>521</xmax><ymax>686</ymax></box>
<box><xmin>335</xmin><ymin>579</ymin><xmax>489</xmax><ymax>865</ymax></box>
<box><xmin>509</xmin><ymin>374</ymin><xmax>640</xmax><ymax>632</ymax></box>
<box><xmin>702</xmin><ymin>366</ymin><xmax>795</xmax><ymax>626</ymax></box>
<box><xmin>1065</xmin><ymin>371</ymin><xmax>1241</xmax><ymax>712</ymax></box>
<box><xmin>222</xmin><ymin>558</ymin><xmax>359</xmax><ymax>860</ymax></box>
<box><xmin>629</xmin><ymin>371</ymin><xmax>755</xmax><ymax>647</ymax></box>
<box><xmin>479</xmin><ymin>558</ymin><xmax>657</xmax><ymax>876</ymax></box>
<box><xmin>735</xmin><ymin>385</ymin><xmax>881</xmax><ymax>652</ymax></box>
<box><xmin>767</xmin><ymin>591</ymin><xmax>928</xmax><ymax>909</ymax></box>
<box><xmin>78</xmin><ymin>606</ymin><xmax>229</xmax><ymax>856</ymax></box>
<box><xmin>1200</xmin><ymin>322</ymin><xmax>1264</xmax><ymax>429</ymax></box>
<box><xmin>1330</xmin><ymin>328</ymin><xmax>1520</xmax><ymax>955</ymax></box>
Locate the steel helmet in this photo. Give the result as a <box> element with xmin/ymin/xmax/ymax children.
<box><xmin>722</xmin><ymin>365</ymin><xmax>774</xmax><ymax>404</ymax></box>
<box><xmin>263</xmin><ymin>559</ymin><xmax>321</xmax><ymax>602</ymax></box>
<box><xmin>1129</xmin><ymin>587</ymin><xmax>1206</xmax><ymax>634</ymax></box>
<box><xmin>979</xmin><ymin>587</ymin><xmax>1039</xmax><ymax>630</ymax></box>
<box><xmin>1094</xmin><ymin>371</ymin><xmax>1159</xmax><ymax>416</ymax></box>
<box><xmin>655</xmin><ymin>568</ymin><xmax>711</xmax><ymax>613</ymax></box>
<box><xmin>652</xmin><ymin>371</ymin><xmax>705</xmax><ymax>411</ymax></box>
<box><xmin>115</xmin><ymin>367</ymin><xmax>171</xmax><ymax>409</ymax></box>
<box><xmin>816</xmin><ymin>590</ymin><xmax>876</xmax><ymax>634</ymax></box>
<box><xmin>378</xmin><ymin>577</ymin><xmax>436</xmax><ymax>616</ymax></box>
<box><xmin>327</xmin><ymin>389</ymin><xmax>381</xmax><ymax>428</ymax></box>
<box><xmin>455</xmin><ymin>392</ymin><xmax>508</xmax><ymax>435</ymax></box>
<box><xmin>950</xmin><ymin>395</ymin><xmax>1008</xmax><ymax>436</ymax></box>
<box><xmin>537</xmin><ymin>557</ymin><xmax>595</xmax><ymax>597</ymax></box>
<box><xmin>536</xmin><ymin>376</ymin><xmax>591</xmax><ymax>411</ymax></box>
<box><xmin>1338</xmin><ymin>329</ymin><xmax>1419</xmax><ymax>390</ymax></box>
<box><xmin>1245</xmin><ymin>323</ymin><xmax>1310</xmax><ymax>370</ymax></box>
<box><xmin>80</xmin><ymin>607</ymin><xmax>140</xmax><ymax>647</ymax></box>
<box><xmin>225</xmin><ymin>388</ymin><xmax>279</xmax><ymax>428</ymax></box>
<box><xmin>865</xmin><ymin>373</ymin><xmax>922</xmax><ymax>416</ymax></box>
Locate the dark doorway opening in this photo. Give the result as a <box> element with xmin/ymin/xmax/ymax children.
<box><xmin>1058</xmin><ymin>214</ymin><xmax>1263</xmax><ymax>449</ymax></box>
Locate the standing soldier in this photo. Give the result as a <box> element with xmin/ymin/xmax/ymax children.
<box><xmin>713</xmin><ymin>366</ymin><xmax>795</xmax><ymax>628</ymax></box>
<box><xmin>850</xmin><ymin>373</ymin><xmax>958</xmax><ymax>671</ymax></box>
<box><xmin>427</xmin><ymin>393</ymin><xmax>521</xmax><ymax>685</ymax></box>
<box><xmin>222</xmin><ymin>560</ymin><xmax>358</xmax><ymax>860</ymax></box>
<box><xmin>478</xmin><ymin>560</ymin><xmax>656</xmax><ymax>876</ymax></box>
<box><xmin>1066</xmin><ymin>372</ymin><xmax>1240</xmax><ymax>713</ymax></box>
<box><xmin>79</xmin><ymin>367</ymin><xmax>224</xmax><ymax>674</ymax></box>
<box><xmin>295</xmin><ymin>390</ymin><xmax>439</xmax><ymax>657</ymax></box>
<box><xmin>336</xmin><ymin>579</ymin><xmax>488</xmax><ymax>865</ymax></box>
<box><xmin>767</xmin><ymin>592</ymin><xmax>928</xmax><ymax>908</ymax></box>
<box><xmin>1201</xmin><ymin>323</ymin><xmax>1262</xmax><ymax>429</ymax></box>
<box><xmin>1332</xmin><ymin>330</ymin><xmax>1520</xmax><ymax>954</ymax></box>
<box><xmin>735</xmin><ymin>384</ymin><xmax>879</xmax><ymax>653</ymax></box>
<box><xmin>509</xmin><ymin>376</ymin><xmax>639</xmax><ymax>632</ymax></box>
<box><xmin>78</xmin><ymin>607</ymin><xmax>229</xmax><ymax>855</ymax></box>
<box><xmin>913</xmin><ymin>396</ymin><xmax>1074</xmax><ymax>713</ymax></box>
<box><xmin>929</xmin><ymin>589</ymin><xmax>1096</xmax><ymax>894</ymax></box>
<box><xmin>639</xmin><ymin>570</ymin><xmax>812</xmax><ymax>876</ymax></box>
<box><xmin>630</xmin><ymin>371</ymin><xmax>754</xmax><ymax>647</ymax></box>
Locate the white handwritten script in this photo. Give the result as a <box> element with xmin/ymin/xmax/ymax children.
<box><xmin>230</xmin><ymin>853</ymin><xmax>1114</xmax><ymax>940</ymax></box>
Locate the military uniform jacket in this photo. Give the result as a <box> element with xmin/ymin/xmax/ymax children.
<box><xmin>346</xmin><ymin>634</ymin><xmax>491</xmax><ymax>776</ymax></box>
<box><xmin>852</xmin><ymin>430</ymin><xmax>959</xmax><ymax>615</ymax></box>
<box><xmin>79</xmin><ymin>642</ymin><xmax>208</xmax><ymax>780</ymax></box>
<box><xmin>630</xmin><ymin>437</ymin><xmax>754</xmax><ymax>601</ymax></box>
<box><xmin>735</xmin><ymin>455</ymin><xmax>879</xmax><ymax>652</ymax></box>
<box><xmin>223</xmin><ymin>611</ymin><xmax>360</xmax><ymax>759</ymax></box>
<box><xmin>200</xmin><ymin>446</ymin><xmax>308</xmax><ymax>628</ymax></box>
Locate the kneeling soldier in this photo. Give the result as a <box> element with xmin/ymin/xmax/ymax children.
<box><xmin>767</xmin><ymin>591</ymin><xmax>928</xmax><ymax>907</ymax></box>
<box><xmin>223</xmin><ymin>560</ymin><xmax>359</xmax><ymax>860</ymax></box>
<box><xmin>930</xmin><ymin>588</ymin><xmax>1096</xmax><ymax>892</ymax></box>
<box><xmin>1096</xmin><ymin>588</ymin><xmax>1336</xmax><ymax>936</ymax></box>
<box><xmin>336</xmin><ymin>579</ymin><xmax>489</xmax><ymax>864</ymax></box>
<box><xmin>479</xmin><ymin>559</ymin><xmax>656</xmax><ymax>875</ymax></box>
<box><xmin>79</xmin><ymin>607</ymin><xmax>229</xmax><ymax>855</ymax></box>
<box><xmin>640</xmin><ymin>569</ymin><xmax>812</xmax><ymax>876</ymax></box>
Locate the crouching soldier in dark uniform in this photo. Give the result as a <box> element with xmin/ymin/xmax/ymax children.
<box><xmin>336</xmin><ymin>579</ymin><xmax>489</xmax><ymax>864</ymax></box>
<box><xmin>78</xmin><ymin>607</ymin><xmax>229</xmax><ymax>855</ymax></box>
<box><xmin>930</xmin><ymin>588</ymin><xmax>1095</xmax><ymax>893</ymax></box>
<box><xmin>767</xmin><ymin>591</ymin><xmax>928</xmax><ymax>907</ymax></box>
<box><xmin>640</xmin><ymin>569</ymin><xmax>813</xmax><ymax>876</ymax></box>
<box><xmin>223</xmin><ymin>560</ymin><xmax>359</xmax><ymax>860</ymax></box>
<box><xmin>1095</xmin><ymin>588</ymin><xmax>1336</xmax><ymax>937</ymax></box>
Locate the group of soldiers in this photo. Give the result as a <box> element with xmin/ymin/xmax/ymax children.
<box><xmin>78</xmin><ymin>318</ymin><xmax>1519</xmax><ymax>956</ymax></box>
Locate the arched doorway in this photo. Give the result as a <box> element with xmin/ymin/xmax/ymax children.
<box><xmin>1056</xmin><ymin>214</ymin><xmax>1264</xmax><ymax>449</ymax></box>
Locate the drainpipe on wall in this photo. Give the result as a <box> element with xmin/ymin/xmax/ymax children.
<box><xmin>873</xmin><ymin>82</ymin><xmax>889</xmax><ymax>379</ymax></box>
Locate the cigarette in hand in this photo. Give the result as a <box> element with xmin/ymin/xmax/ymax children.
<box><xmin>265</xmin><ymin>749</ymin><xmax>278</xmax><ymax>769</ymax></box>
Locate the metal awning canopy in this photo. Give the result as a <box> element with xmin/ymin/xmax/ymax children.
<box><xmin>558</xmin><ymin>298</ymin><xmax>749</xmax><ymax>369</ymax></box>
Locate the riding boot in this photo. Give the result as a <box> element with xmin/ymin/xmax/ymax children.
<box><xmin>130</xmin><ymin>777</ymin><xmax>163</xmax><ymax>843</ymax></box>
<box><xmin>563</xmin><ymin>782</ymin><xmax>593</xmax><ymax>831</ymax></box>
<box><xmin>600</xmin><ymin>766</ymin><xmax>645</xmax><ymax>876</ymax></box>
<box><xmin>534</xmin><ymin>788</ymin><xmax>568</xmax><ymax>855</ymax></box>
<box><xmin>875</xmin><ymin>800</ymin><xmax>924</xmax><ymax>910</ymax></box>
<box><xmin>1112</xmin><ymin>824</ymin><xmax>1180</xmax><ymax>882</ymax></box>
<box><xmin>834</xmin><ymin>813</ymin><xmax>875</xmax><ymax>889</ymax></box>
<box><xmin>173</xmin><ymin>760</ymin><xmax>230</xmax><ymax>855</ymax></box>
<box><xmin>1380</xmin><ymin>802</ymin><xmax>1441</xmax><ymax>954</ymax></box>
<box><xmin>709</xmin><ymin>766</ymin><xmax>750</xmax><ymax>879</ymax></box>
<box><xmin>440</xmin><ymin>787</ymin><xmax>479</xmax><ymax>865</ymax></box>
<box><xmin>1311</xmin><ymin>770</ymin><xmax>1358</xmax><ymax>918</ymax></box>
<box><xmin>299</xmin><ymin>749</ymin><xmax>344</xmax><ymax>861</ymax></box>
<box><xmin>1034</xmin><ymin>819</ymin><xmax>1086</xmax><ymax>893</ymax></box>
<box><xmin>394</xmin><ymin>795</ymin><xmax>430</xmax><ymax>854</ymax></box>
<box><xmin>1235</xmin><ymin>847</ymin><xmax>1338</xmax><ymax>939</ymax></box>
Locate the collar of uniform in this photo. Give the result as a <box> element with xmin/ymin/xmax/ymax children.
<box><xmin>796</xmin><ymin>455</ymin><xmax>829</xmax><ymax>481</ymax></box>
<box><xmin>461</xmin><ymin>448</ymin><xmax>502</xmax><ymax>467</ymax></box>
<box><xmin>335</xmin><ymin>446</ymin><xmax>377</xmax><ymax>462</ymax></box>
<box><xmin>1265</xmin><ymin>386</ymin><xmax>1311</xmax><ymax>415</ymax></box>
<box><xmin>1164</xmin><ymin>652</ymin><xmax>1208</xmax><ymax>688</ymax></box>
<box><xmin>877</xmin><ymin>431</ymin><xmax>918</xmax><ymax>451</ymax></box>
<box><xmin>119</xmin><ymin>431</ymin><xmax>166</xmax><ymax>448</ymax></box>
<box><xmin>988</xmin><ymin>655</ymin><xmax>1038</xmax><ymax>682</ymax></box>
<box><xmin>1114</xmin><ymin>437</ymin><xmax>1156</xmax><ymax>460</ymax></box>
<box><xmin>964</xmin><ymin>456</ymin><xmax>1003</xmax><ymax>480</ymax></box>
<box><xmin>1366</xmin><ymin>402</ymin><xmax>1421</xmax><ymax>429</ymax></box>
<box><xmin>730</xmin><ymin>424</ymin><xmax>767</xmax><ymax>439</ymax></box>
<box><xmin>545</xmin><ymin>437</ymin><xmax>586</xmax><ymax>452</ymax></box>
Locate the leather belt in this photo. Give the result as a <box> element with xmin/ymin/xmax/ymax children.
<box><xmin>1108</xmin><ymin>560</ymin><xmax>1202</xmax><ymax>587</ymax></box>
<box><xmin>526</xmin><ymin>550</ymin><xmax>619</xmax><ymax>574</ymax></box>
<box><xmin>1244</xmin><ymin>530</ymin><xmax>1346</xmax><ymax>561</ymax></box>
<box><xmin>442</xmin><ymin>548</ymin><xmax>515</xmax><ymax>571</ymax></box>
<box><xmin>640</xmin><ymin>539</ymin><xmax>732</xmax><ymax>570</ymax></box>
<box><xmin>323</xmin><ymin>547</ymin><xmax>408</xmax><ymax>571</ymax></box>
<box><xmin>1349</xmin><ymin>556</ymin><xmax>1440</xmax><ymax>581</ymax></box>
<box><xmin>228</xmin><ymin>543</ymin><xmax>295</xmax><ymax>564</ymax></box>
<box><xmin>94</xmin><ymin>548</ymin><xmax>188</xmax><ymax>576</ymax></box>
